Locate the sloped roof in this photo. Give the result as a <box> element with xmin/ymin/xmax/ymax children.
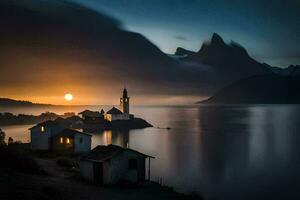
<box><xmin>51</xmin><ymin>128</ymin><xmax>91</xmax><ymax>138</ymax></box>
<box><xmin>54</xmin><ymin>117</ymin><xmax>72</xmax><ymax>126</ymax></box>
<box><xmin>29</xmin><ymin>120</ymin><xmax>65</xmax><ymax>130</ymax></box>
<box><xmin>106</xmin><ymin>107</ymin><xmax>123</xmax><ymax>115</ymax></box>
<box><xmin>81</xmin><ymin>144</ymin><xmax>154</xmax><ymax>162</ymax></box>
<box><xmin>78</xmin><ymin>110</ymin><xmax>102</xmax><ymax>117</ymax></box>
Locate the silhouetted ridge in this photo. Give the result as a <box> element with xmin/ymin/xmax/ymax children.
<box><xmin>178</xmin><ymin>33</ymin><xmax>271</xmax><ymax>87</ymax></box>
<box><xmin>270</xmin><ymin>65</ymin><xmax>300</xmax><ymax>76</ymax></box>
<box><xmin>197</xmin><ymin>33</ymin><xmax>227</xmax><ymax>56</ymax></box>
<box><xmin>229</xmin><ymin>41</ymin><xmax>249</xmax><ymax>56</ymax></box>
<box><xmin>175</xmin><ymin>47</ymin><xmax>196</xmax><ymax>56</ymax></box>
<box><xmin>197</xmin><ymin>33</ymin><xmax>248</xmax><ymax>58</ymax></box>
<box><xmin>0</xmin><ymin>98</ymin><xmax>51</xmax><ymax>106</ymax></box>
<box><xmin>210</xmin><ymin>32</ymin><xmax>226</xmax><ymax>46</ymax></box>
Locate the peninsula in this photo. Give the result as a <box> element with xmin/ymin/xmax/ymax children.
<box><xmin>0</xmin><ymin>89</ymin><xmax>152</xmax><ymax>130</ymax></box>
<box><xmin>78</xmin><ymin>88</ymin><xmax>152</xmax><ymax>131</ymax></box>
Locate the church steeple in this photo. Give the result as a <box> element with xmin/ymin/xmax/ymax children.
<box><xmin>123</xmin><ymin>88</ymin><xmax>128</xmax><ymax>98</ymax></box>
<box><xmin>120</xmin><ymin>88</ymin><xmax>129</xmax><ymax>114</ymax></box>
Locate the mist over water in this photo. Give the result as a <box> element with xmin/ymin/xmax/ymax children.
<box><xmin>1</xmin><ymin>105</ymin><xmax>300</xmax><ymax>199</ymax></box>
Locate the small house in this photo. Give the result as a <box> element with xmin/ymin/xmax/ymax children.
<box><xmin>29</xmin><ymin>120</ymin><xmax>91</xmax><ymax>153</ymax></box>
<box><xmin>29</xmin><ymin>120</ymin><xmax>66</xmax><ymax>150</ymax></box>
<box><xmin>51</xmin><ymin>129</ymin><xmax>91</xmax><ymax>153</ymax></box>
<box><xmin>78</xmin><ymin>110</ymin><xmax>105</xmax><ymax>124</ymax></box>
<box><xmin>79</xmin><ymin>144</ymin><xmax>154</xmax><ymax>185</ymax></box>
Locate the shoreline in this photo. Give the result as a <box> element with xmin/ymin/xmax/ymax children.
<box><xmin>0</xmin><ymin>143</ymin><xmax>202</xmax><ymax>200</ymax></box>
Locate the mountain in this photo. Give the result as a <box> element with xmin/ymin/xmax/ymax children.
<box><xmin>174</xmin><ymin>47</ymin><xmax>196</xmax><ymax>57</ymax></box>
<box><xmin>0</xmin><ymin>0</ymin><xmax>297</xmax><ymax>103</ymax></box>
<box><xmin>0</xmin><ymin>98</ymin><xmax>51</xmax><ymax>107</ymax></box>
<box><xmin>198</xmin><ymin>74</ymin><xmax>300</xmax><ymax>104</ymax></box>
<box><xmin>270</xmin><ymin>65</ymin><xmax>300</xmax><ymax>76</ymax></box>
<box><xmin>176</xmin><ymin>33</ymin><xmax>271</xmax><ymax>86</ymax></box>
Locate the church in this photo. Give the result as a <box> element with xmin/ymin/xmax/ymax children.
<box><xmin>79</xmin><ymin>88</ymin><xmax>133</xmax><ymax>123</ymax></box>
<box><xmin>105</xmin><ymin>88</ymin><xmax>131</xmax><ymax>121</ymax></box>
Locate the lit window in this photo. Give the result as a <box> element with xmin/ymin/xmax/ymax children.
<box><xmin>60</xmin><ymin>137</ymin><xmax>63</xmax><ymax>144</ymax></box>
<box><xmin>41</xmin><ymin>126</ymin><xmax>45</xmax><ymax>132</ymax></box>
<box><xmin>66</xmin><ymin>138</ymin><xmax>70</xmax><ymax>144</ymax></box>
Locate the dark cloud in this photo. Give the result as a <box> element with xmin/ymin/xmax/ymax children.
<box><xmin>72</xmin><ymin>0</ymin><xmax>300</xmax><ymax>66</ymax></box>
<box><xmin>0</xmin><ymin>0</ymin><xmax>297</xmax><ymax>104</ymax></box>
<box><xmin>0</xmin><ymin>0</ymin><xmax>213</xmax><ymax>101</ymax></box>
<box><xmin>174</xmin><ymin>35</ymin><xmax>187</xmax><ymax>41</ymax></box>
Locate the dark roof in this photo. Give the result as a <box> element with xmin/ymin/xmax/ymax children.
<box><xmin>106</xmin><ymin>107</ymin><xmax>123</xmax><ymax>115</ymax></box>
<box><xmin>65</xmin><ymin>115</ymin><xmax>83</xmax><ymax>122</ymax></box>
<box><xmin>54</xmin><ymin>117</ymin><xmax>65</xmax><ymax>122</ymax></box>
<box><xmin>54</xmin><ymin>117</ymin><xmax>72</xmax><ymax>125</ymax></box>
<box><xmin>78</xmin><ymin>110</ymin><xmax>102</xmax><ymax>117</ymax></box>
<box><xmin>29</xmin><ymin>120</ymin><xmax>65</xmax><ymax>130</ymax></box>
<box><xmin>51</xmin><ymin>128</ymin><xmax>91</xmax><ymax>138</ymax></box>
<box><xmin>81</xmin><ymin>144</ymin><xmax>154</xmax><ymax>162</ymax></box>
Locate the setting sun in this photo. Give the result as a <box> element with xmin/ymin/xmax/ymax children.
<box><xmin>64</xmin><ymin>93</ymin><xmax>73</xmax><ymax>101</ymax></box>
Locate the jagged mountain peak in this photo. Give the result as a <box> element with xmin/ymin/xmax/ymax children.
<box><xmin>210</xmin><ymin>33</ymin><xmax>226</xmax><ymax>46</ymax></box>
<box><xmin>196</xmin><ymin>33</ymin><xmax>249</xmax><ymax>57</ymax></box>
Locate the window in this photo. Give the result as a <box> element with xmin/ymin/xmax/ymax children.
<box><xmin>128</xmin><ymin>159</ymin><xmax>138</xmax><ymax>170</ymax></box>
<box><xmin>66</xmin><ymin>138</ymin><xmax>70</xmax><ymax>144</ymax></box>
<box><xmin>41</xmin><ymin>126</ymin><xmax>45</xmax><ymax>132</ymax></box>
<box><xmin>60</xmin><ymin>137</ymin><xmax>63</xmax><ymax>144</ymax></box>
<box><xmin>79</xmin><ymin>137</ymin><xmax>83</xmax><ymax>144</ymax></box>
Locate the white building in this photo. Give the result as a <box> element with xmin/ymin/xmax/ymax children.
<box><xmin>80</xmin><ymin>144</ymin><xmax>154</xmax><ymax>185</ymax></box>
<box><xmin>105</xmin><ymin>88</ymin><xmax>131</xmax><ymax>122</ymax></box>
<box><xmin>29</xmin><ymin>120</ymin><xmax>91</xmax><ymax>153</ymax></box>
<box><xmin>105</xmin><ymin>107</ymin><xmax>129</xmax><ymax>121</ymax></box>
<box><xmin>29</xmin><ymin>120</ymin><xmax>66</xmax><ymax>150</ymax></box>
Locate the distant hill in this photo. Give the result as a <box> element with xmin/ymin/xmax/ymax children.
<box><xmin>0</xmin><ymin>98</ymin><xmax>50</xmax><ymax>107</ymax></box>
<box><xmin>174</xmin><ymin>47</ymin><xmax>196</xmax><ymax>57</ymax></box>
<box><xmin>270</xmin><ymin>65</ymin><xmax>300</xmax><ymax>76</ymax></box>
<box><xmin>198</xmin><ymin>74</ymin><xmax>300</xmax><ymax>104</ymax></box>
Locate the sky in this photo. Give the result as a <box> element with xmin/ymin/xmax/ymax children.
<box><xmin>71</xmin><ymin>0</ymin><xmax>300</xmax><ymax>67</ymax></box>
<box><xmin>0</xmin><ymin>0</ymin><xmax>300</xmax><ymax>106</ymax></box>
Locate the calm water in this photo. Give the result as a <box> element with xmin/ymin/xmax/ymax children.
<box><xmin>1</xmin><ymin>105</ymin><xmax>300</xmax><ymax>199</ymax></box>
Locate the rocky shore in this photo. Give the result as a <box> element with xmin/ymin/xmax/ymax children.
<box><xmin>0</xmin><ymin>112</ymin><xmax>153</xmax><ymax>131</ymax></box>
